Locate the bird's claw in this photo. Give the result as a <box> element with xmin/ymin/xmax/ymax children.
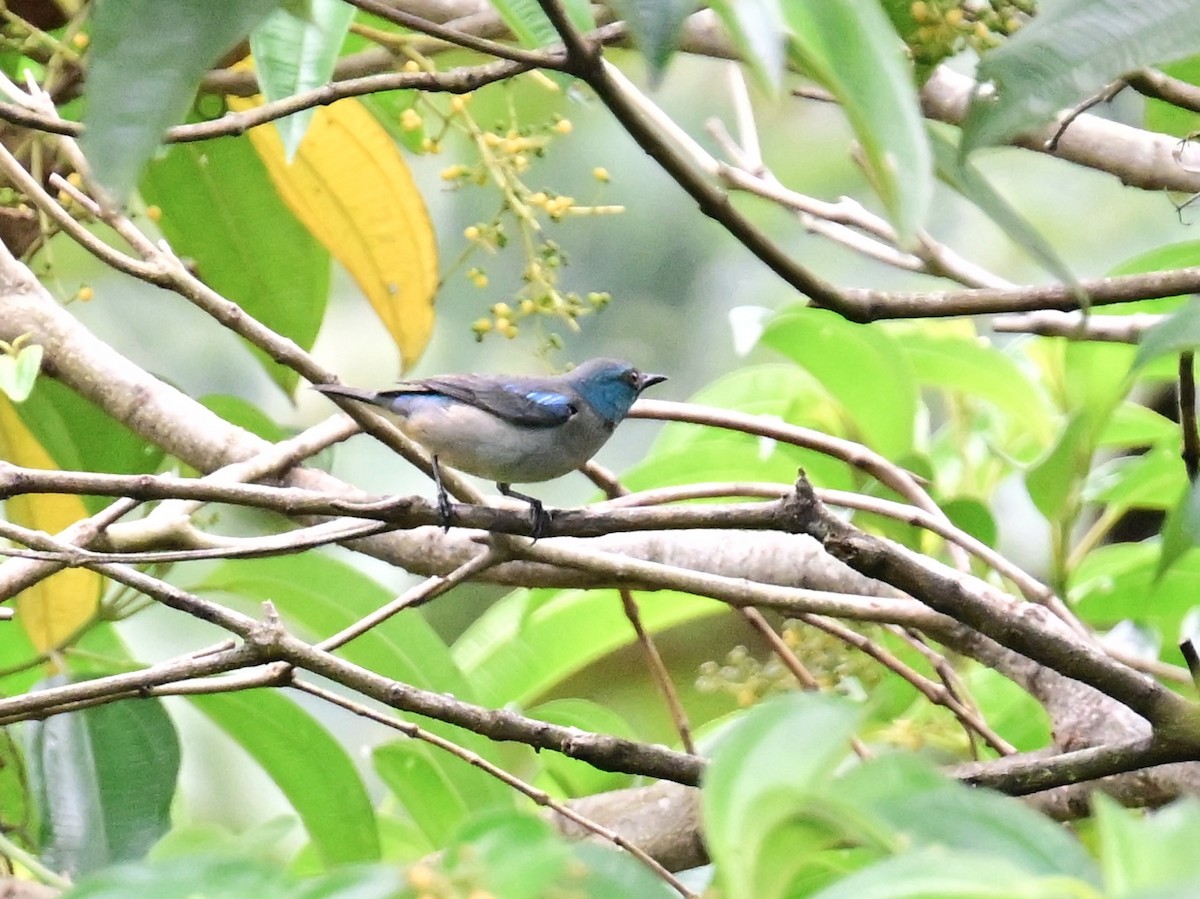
<box><xmin>498</xmin><ymin>482</ymin><xmax>552</xmax><ymax>540</ymax></box>
<box><xmin>436</xmin><ymin>491</ymin><xmax>454</xmax><ymax>533</ymax></box>
<box><xmin>528</xmin><ymin>500</ymin><xmax>551</xmax><ymax>541</ymax></box>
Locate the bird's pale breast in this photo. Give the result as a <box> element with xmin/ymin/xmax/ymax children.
<box><xmin>396</xmin><ymin>399</ymin><xmax>612</xmax><ymax>483</ymax></box>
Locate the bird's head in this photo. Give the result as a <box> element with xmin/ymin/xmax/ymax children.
<box><xmin>568</xmin><ymin>358</ymin><xmax>667</xmax><ymax>424</ymax></box>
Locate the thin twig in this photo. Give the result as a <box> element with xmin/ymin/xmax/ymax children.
<box><xmin>619</xmin><ymin>589</ymin><xmax>697</xmax><ymax>754</ymax></box>
<box><xmin>738</xmin><ymin>606</ymin><xmax>872</xmax><ymax>759</ymax></box>
<box><xmin>293</xmin><ymin>679</ymin><xmax>697</xmax><ymax>896</ymax></box>
<box><xmin>1180</xmin><ymin>352</ymin><xmax>1199</xmax><ymax>482</ymax></box>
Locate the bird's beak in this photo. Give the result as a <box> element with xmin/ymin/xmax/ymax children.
<box><xmin>637</xmin><ymin>372</ymin><xmax>668</xmax><ymax>392</ymax></box>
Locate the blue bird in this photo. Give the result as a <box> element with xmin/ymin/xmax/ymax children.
<box><xmin>313</xmin><ymin>358</ymin><xmax>667</xmax><ymax>535</ymax></box>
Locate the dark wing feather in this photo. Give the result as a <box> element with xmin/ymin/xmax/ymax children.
<box><xmin>404</xmin><ymin>374</ymin><xmax>577</xmax><ymax>427</ymax></box>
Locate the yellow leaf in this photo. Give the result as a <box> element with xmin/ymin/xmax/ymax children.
<box><xmin>0</xmin><ymin>397</ymin><xmax>101</xmax><ymax>653</ymax></box>
<box><xmin>228</xmin><ymin>86</ymin><xmax>438</xmax><ymax>371</ymax></box>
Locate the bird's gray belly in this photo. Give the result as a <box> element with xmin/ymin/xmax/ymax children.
<box><xmin>396</xmin><ymin>403</ymin><xmax>608</xmax><ymax>483</ymax></box>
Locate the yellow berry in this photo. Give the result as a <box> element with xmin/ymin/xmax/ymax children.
<box><xmin>402</xmin><ymin>60</ymin><xmax>421</xmax><ymax>73</ymax></box>
<box><xmin>145</xmin><ymin>204</ymin><xmax>162</xmax><ymax>222</ymax></box>
<box><xmin>440</xmin><ymin>164</ymin><xmax>467</xmax><ymax>181</ymax></box>
<box><xmin>400</xmin><ymin>108</ymin><xmax>422</xmax><ymax>131</ymax></box>
<box><xmin>422</xmin><ymin>138</ymin><xmax>441</xmax><ymax>154</ymax></box>
<box><xmin>407</xmin><ymin>865</ymin><xmax>438</xmax><ymax>889</ymax></box>
<box><xmin>500</xmin><ymin>138</ymin><xmax>521</xmax><ymax>155</ymax></box>
<box><xmin>500</xmin><ymin>322</ymin><xmax>518</xmax><ymax>339</ymax></box>
<box><xmin>592</xmin><ymin>167</ymin><xmax>610</xmax><ymax>182</ymax></box>
<box><xmin>76</xmin><ymin>285</ymin><xmax>94</xmax><ymax>302</ymax></box>
<box><xmin>464</xmin><ymin>225</ymin><xmax>481</xmax><ymax>241</ymax></box>
<box><xmin>974</xmin><ymin>21</ymin><xmax>990</xmax><ymax>39</ymax></box>
<box><xmin>71</xmin><ymin>32</ymin><xmax>89</xmax><ymax>50</ymax></box>
<box><xmin>547</xmin><ymin>196</ymin><xmax>574</xmax><ymax>218</ymax></box>
<box><xmin>469</xmin><ymin>271</ymin><xmax>488</xmax><ymax>288</ymax></box>
<box><xmin>519</xmin><ymin>298</ymin><xmax>536</xmax><ymax>314</ymax></box>
<box><xmin>911</xmin><ymin>1</ymin><xmax>928</xmax><ymax>23</ymax></box>
<box><xmin>553</xmin><ymin>119</ymin><xmax>572</xmax><ymax>135</ymax></box>
<box><xmin>67</xmin><ymin>171</ymin><xmax>83</xmax><ymax>187</ymax></box>
<box><xmin>491</xmin><ymin>302</ymin><xmax>512</xmax><ymax>317</ymax></box>
<box><xmin>528</xmin><ymin>191</ymin><xmax>548</xmax><ymax>206</ymax></box>
<box><xmin>483</xmin><ymin>132</ymin><xmax>502</xmax><ymax>147</ymax></box>
<box><xmin>944</xmin><ymin>7</ymin><xmax>964</xmax><ymax>27</ymax></box>
<box><xmin>472</xmin><ymin>317</ymin><xmax>493</xmax><ymax>334</ymax></box>
<box><xmin>449</xmin><ymin>95</ymin><xmax>469</xmax><ymax>113</ymax></box>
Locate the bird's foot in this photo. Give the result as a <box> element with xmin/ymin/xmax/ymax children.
<box><xmin>498</xmin><ymin>483</ymin><xmax>551</xmax><ymax>540</ymax></box>
<box><xmin>527</xmin><ymin>499</ymin><xmax>552</xmax><ymax>541</ymax></box>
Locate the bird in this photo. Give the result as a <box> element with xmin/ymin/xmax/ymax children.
<box><xmin>313</xmin><ymin>358</ymin><xmax>667</xmax><ymax>536</ymax></box>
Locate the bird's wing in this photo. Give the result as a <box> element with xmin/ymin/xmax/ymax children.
<box><xmin>406</xmin><ymin>374</ymin><xmax>578</xmax><ymax>427</ymax></box>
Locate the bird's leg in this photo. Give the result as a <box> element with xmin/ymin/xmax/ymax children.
<box><xmin>431</xmin><ymin>456</ymin><xmax>454</xmax><ymax>532</ymax></box>
<box><xmin>498</xmin><ymin>483</ymin><xmax>550</xmax><ymax>539</ymax></box>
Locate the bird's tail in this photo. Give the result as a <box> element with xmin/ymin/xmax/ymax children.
<box><xmin>311</xmin><ymin>383</ymin><xmax>385</xmax><ymax>406</ymax></box>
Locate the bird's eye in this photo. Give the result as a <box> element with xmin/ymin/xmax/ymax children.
<box><xmin>624</xmin><ymin>369</ymin><xmax>639</xmax><ymax>385</ymax></box>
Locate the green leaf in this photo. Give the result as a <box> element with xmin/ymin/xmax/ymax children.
<box><xmin>762</xmin><ymin>308</ymin><xmax>917</xmax><ymax>457</ymax></box>
<box><xmin>62</xmin><ymin>854</ymin><xmax>409</xmax><ymax>899</ymax></box>
<box><xmin>898</xmin><ymin>326</ymin><xmax>1055</xmax><ymax>444</ymax></box>
<box><xmin>1158</xmin><ymin>479</ymin><xmax>1200</xmax><ymax>580</ymax></box>
<box><xmin>1071</xmin><ymin>541</ymin><xmax>1200</xmax><ymax>646</ymax></box>
<box><xmin>487</xmin><ymin>0</ymin><xmax>594</xmax><ymax>48</ymax></box>
<box><xmin>250</xmin><ymin>0</ymin><xmax>355</xmax><ymax>158</ymax></box>
<box><xmin>12</xmin><ymin>377</ymin><xmax>164</xmax><ymax>513</ymax></box>
<box><xmin>1133</xmin><ymin>298</ymin><xmax>1200</xmax><ymax>371</ymax></box>
<box><xmin>627</xmin><ymin>437</ymin><xmax>854</xmax><ymax>495</ymax></box>
<box><xmin>440</xmin><ymin>810</ymin><xmax>678</xmax><ymax>898</ymax></box>
<box><xmin>189</xmin><ymin>689</ymin><xmax>380</xmax><ymax>865</ymax></box>
<box><xmin>0</xmin><ymin>729</ymin><xmax>31</xmax><ymax>852</ymax></box>
<box><xmin>141</xmin><ymin>137</ymin><xmax>330</xmax><ymax>394</ymax></box>
<box><xmin>781</xmin><ymin>0</ymin><xmax>931</xmax><ymax>243</ymax></box>
<box><xmin>197</xmin><ymin>556</ymin><xmax>470</xmax><ymax>698</ymax></box>
<box><xmin>839</xmin><ymin>755</ymin><xmax>1099</xmax><ymax>883</ymax></box>
<box><xmin>26</xmin><ymin>678</ymin><xmax>180</xmax><ymax>878</ymax></box>
<box><xmin>1099</xmin><ymin>402</ymin><xmax>1179</xmax><ymax>448</ymax></box>
<box><xmin>929</xmin><ymin>127</ymin><xmax>1078</xmax><ymax>291</ymax></box>
<box><xmin>453</xmin><ymin>588</ymin><xmax>723</xmax><ymax>707</ymax></box>
<box><xmin>62</xmin><ymin>855</ymin><xmax>292</xmax><ymax>899</ymax></box>
<box><xmin>1146</xmin><ymin>56</ymin><xmax>1200</xmax><ymax>137</ymax></box>
<box><xmin>1112</xmin><ymin>241</ymin><xmax>1200</xmax><ymax>283</ymax></box>
<box><xmin>607</xmin><ymin>0</ymin><xmax>697</xmax><ymax>82</ymax></box>
<box><xmin>809</xmin><ymin>849</ymin><xmax>1081</xmax><ymax>899</ymax></box>
<box><xmin>644</xmin><ymin>364</ymin><xmax>859</xmax><ymax>490</ymax></box>
<box><xmin>709</xmin><ymin>0</ymin><xmax>786</xmax><ymax>94</ymax></box>
<box><xmin>373</xmin><ymin>741</ymin><xmax>499</xmax><ymax>848</ymax></box>
<box><xmin>201</xmin><ymin>394</ymin><xmax>292</xmax><ymax>443</ymax></box>
<box><xmin>1084</xmin><ymin>444</ymin><xmax>1185</xmax><ymax>512</ymax></box>
<box><xmin>941</xmin><ymin>498</ymin><xmax>997</xmax><ymax>549</ymax></box>
<box><xmin>527</xmin><ymin>699</ymin><xmax>638</xmax><ymax>795</ymax></box>
<box><xmin>963</xmin><ymin>0</ymin><xmax>1200</xmax><ymax>152</ymax></box>
<box><xmin>1024</xmin><ymin>411</ymin><xmax>1094</xmax><ymax>522</ymax></box>
<box><xmin>193</xmin><ymin>556</ymin><xmax>512</xmax><ymax>815</ymax></box>
<box><xmin>0</xmin><ymin>341</ymin><xmax>43</xmax><ymax>402</ymax></box>
<box><xmin>570</xmin><ymin>841</ymin><xmax>680</xmax><ymax>898</ymax></box>
<box><xmin>1095</xmin><ymin>795</ymin><xmax>1200</xmax><ymax>894</ymax></box>
<box><xmin>963</xmin><ymin>666</ymin><xmax>1052</xmax><ymax>753</ymax></box>
<box><xmin>83</xmin><ymin>0</ymin><xmax>285</xmax><ymax>203</ymax></box>
<box><xmin>703</xmin><ymin>694</ymin><xmax>862</xmax><ymax>899</ymax></box>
